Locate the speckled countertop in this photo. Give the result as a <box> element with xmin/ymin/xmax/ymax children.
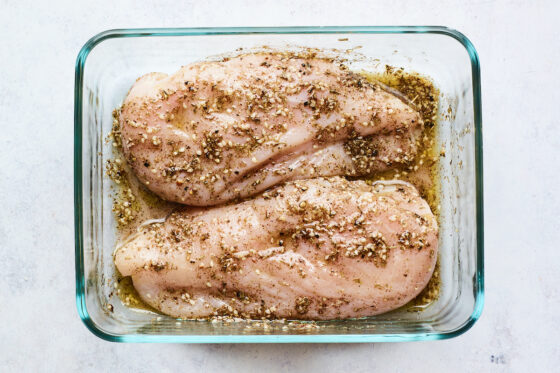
<box><xmin>1</xmin><ymin>0</ymin><xmax>559</xmax><ymax>371</ymax></box>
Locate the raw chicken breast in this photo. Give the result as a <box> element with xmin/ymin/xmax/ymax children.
<box><xmin>119</xmin><ymin>52</ymin><xmax>424</xmax><ymax>206</ymax></box>
<box><xmin>114</xmin><ymin>177</ymin><xmax>438</xmax><ymax>320</ymax></box>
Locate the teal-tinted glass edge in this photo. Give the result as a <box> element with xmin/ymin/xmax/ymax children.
<box><xmin>74</xmin><ymin>26</ymin><xmax>484</xmax><ymax>343</ymax></box>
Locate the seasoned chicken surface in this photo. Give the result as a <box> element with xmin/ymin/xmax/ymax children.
<box><xmin>114</xmin><ymin>177</ymin><xmax>438</xmax><ymax>320</ymax></box>
<box><xmin>119</xmin><ymin>52</ymin><xmax>424</xmax><ymax>206</ymax></box>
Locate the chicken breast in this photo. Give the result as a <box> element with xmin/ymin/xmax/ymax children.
<box><xmin>119</xmin><ymin>52</ymin><xmax>424</xmax><ymax>206</ymax></box>
<box><xmin>114</xmin><ymin>177</ymin><xmax>438</xmax><ymax>320</ymax></box>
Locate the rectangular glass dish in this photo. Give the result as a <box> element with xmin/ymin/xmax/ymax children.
<box><xmin>74</xmin><ymin>26</ymin><xmax>483</xmax><ymax>343</ymax></box>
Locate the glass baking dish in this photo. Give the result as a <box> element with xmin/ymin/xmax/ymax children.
<box><xmin>74</xmin><ymin>26</ymin><xmax>483</xmax><ymax>343</ymax></box>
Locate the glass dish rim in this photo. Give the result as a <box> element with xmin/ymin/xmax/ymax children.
<box><xmin>74</xmin><ymin>26</ymin><xmax>484</xmax><ymax>343</ymax></box>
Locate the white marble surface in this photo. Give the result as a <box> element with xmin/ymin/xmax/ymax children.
<box><xmin>1</xmin><ymin>0</ymin><xmax>559</xmax><ymax>371</ymax></box>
